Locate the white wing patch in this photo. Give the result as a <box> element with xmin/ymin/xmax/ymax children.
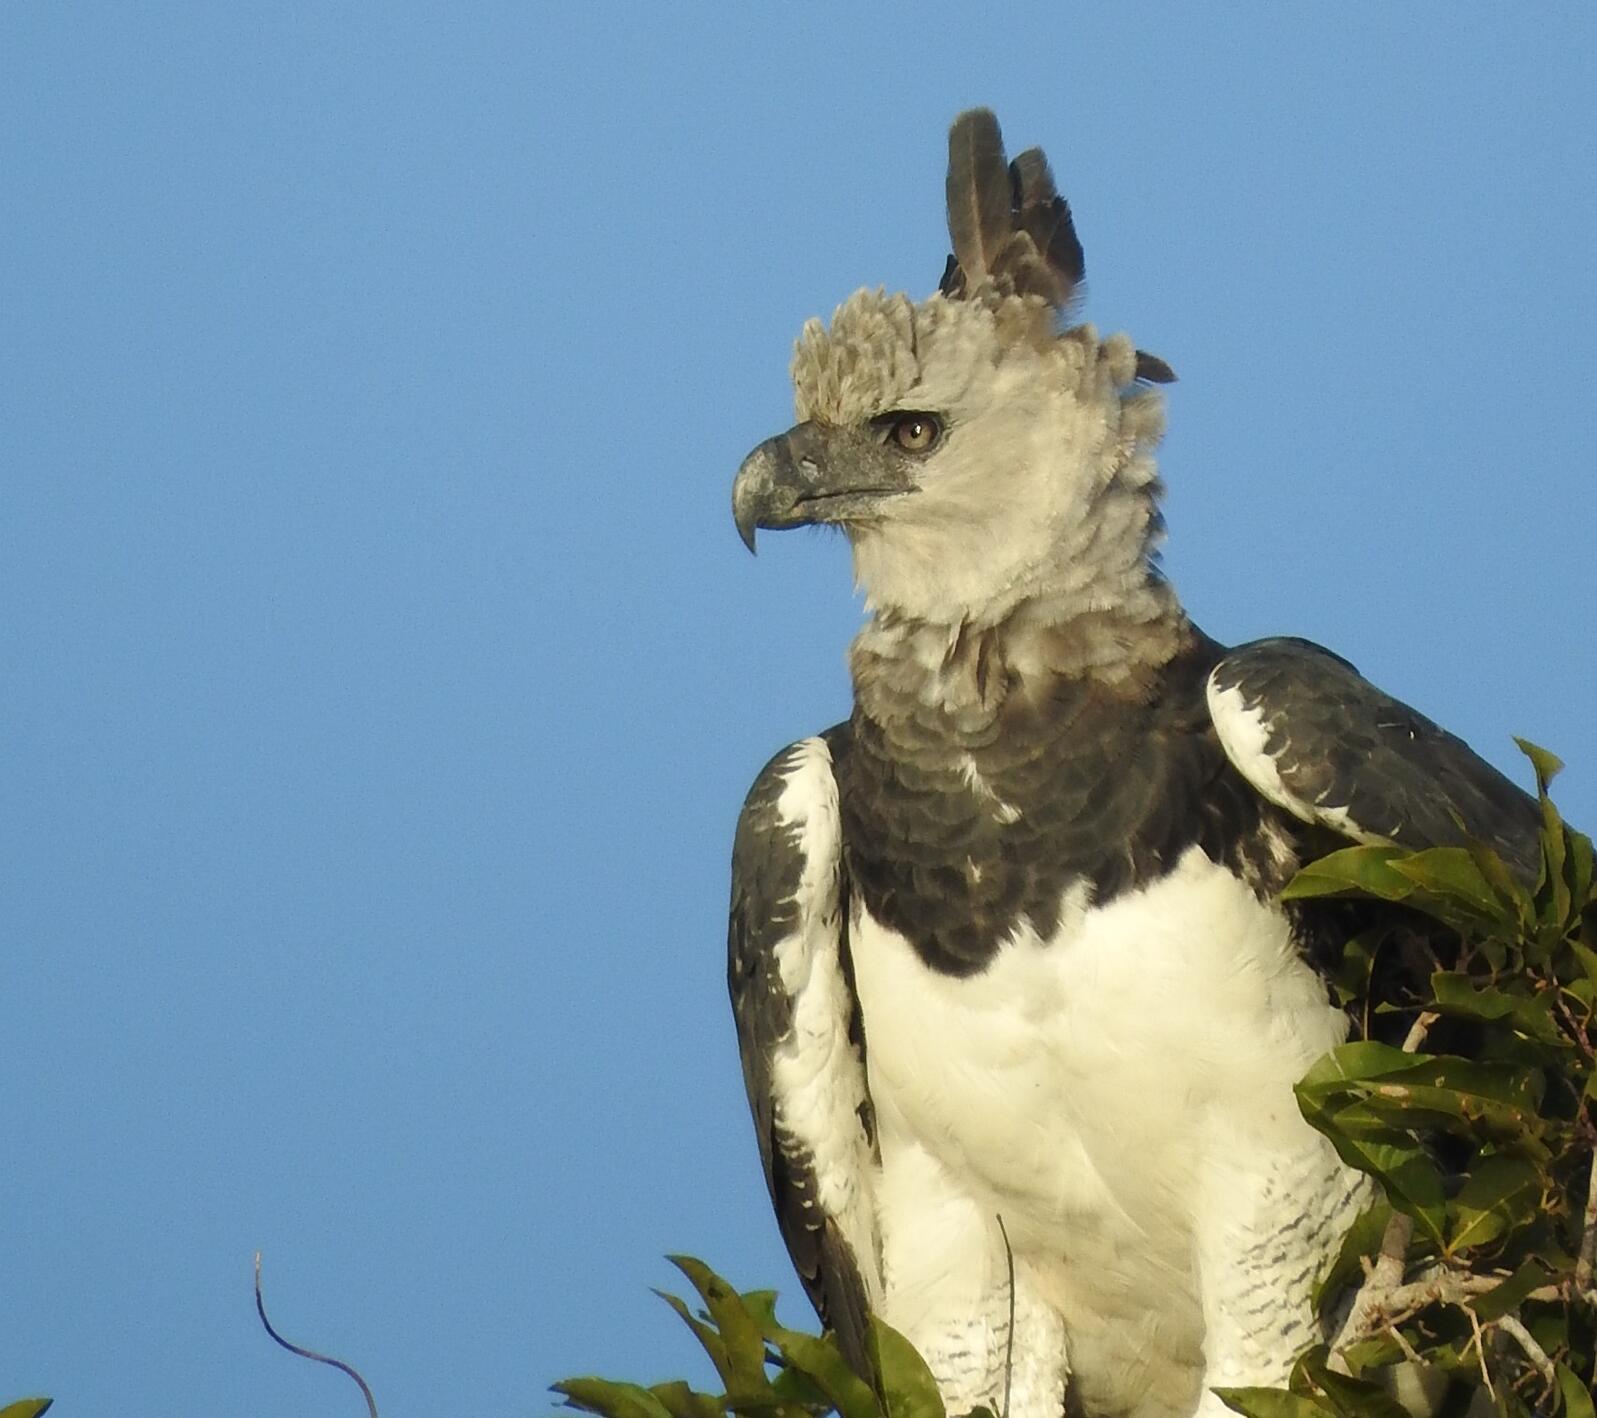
<box><xmin>768</xmin><ymin>738</ymin><xmax>882</xmax><ymax>1304</ymax></box>
<box><xmin>1206</xmin><ymin>672</ymin><xmax>1384</xmax><ymax>845</ymax></box>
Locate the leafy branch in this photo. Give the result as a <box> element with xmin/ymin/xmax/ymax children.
<box><xmin>556</xmin><ymin>1257</ymin><xmax>956</xmax><ymax>1418</ymax></box>
<box><xmin>1221</xmin><ymin>742</ymin><xmax>1596</xmax><ymax>1417</ymax></box>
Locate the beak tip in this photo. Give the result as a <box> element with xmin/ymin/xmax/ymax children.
<box><xmin>732</xmin><ymin>452</ymin><xmax>768</xmax><ymax>554</ymax></box>
<box><xmin>732</xmin><ymin>495</ymin><xmax>760</xmax><ymax>554</ymax></box>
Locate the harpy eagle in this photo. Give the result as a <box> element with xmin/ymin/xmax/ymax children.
<box><xmin>726</xmin><ymin>110</ymin><xmax>1540</xmax><ymax>1418</ymax></box>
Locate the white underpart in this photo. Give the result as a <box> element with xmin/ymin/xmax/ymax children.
<box><xmin>768</xmin><ymin>739</ymin><xmax>883</xmax><ymax>1305</ymax></box>
<box><xmin>850</xmin><ymin>846</ymin><xmax>1366</xmax><ymax>1418</ymax></box>
<box><xmin>1206</xmin><ymin>676</ymin><xmax>1384</xmax><ymax>845</ymax></box>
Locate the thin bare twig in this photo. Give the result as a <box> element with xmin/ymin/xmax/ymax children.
<box><xmin>1365</xmin><ymin>1267</ymin><xmax>1510</xmax><ymax>1321</ymax></box>
<box><xmin>254</xmin><ymin>1252</ymin><xmax>379</xmax><ymax>1418</ymax></box>
<box><xmin>1465</xmin><ymin>1306</ymin><xmax>1496</xmax><ymax>1403</ymax></box>
<box><xmin>1495</xmin><ymin>1314</ymin><xmax>1556</xmax><ymax>1389</ymax></box>
<box><xmin>1384</xmin><ymin>1321</ymin><xmax>1425</xmax><ymax>1368</ymax></box>
<box><xmin>1402</xmin><ymin>1010</ymin><xmax>1440</xmax><ymax>1054</ymax></box>
<box><xmin>996</xmin><ymin>1213</ymin><xmax>1015</xmax><ymax>1418</ymax></box>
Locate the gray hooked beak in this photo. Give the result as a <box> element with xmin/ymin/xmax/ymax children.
<box><xmin>732</xmin><ymin>428</ymin><xmax>803</xmax><ymax>554</ymax></box>
<box><xmin>731</xmin><ymin>420</ymin><xmax>915</xmax><ymax>553</ymax></box>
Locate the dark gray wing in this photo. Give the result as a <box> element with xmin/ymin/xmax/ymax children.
<box><xmin>1207</xmin><ymin>637</ymin><xmax>1542</xmax><ymax>881</ymax></box>
<box><xmin>728</xmin><ymin>732</ymin><xmax>878</xmax><ymax>1378</ymax></box>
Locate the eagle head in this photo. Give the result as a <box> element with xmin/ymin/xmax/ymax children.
<box><xmin>733</xmin><ymin>109</ymin><xmax>1175</xmax><ymax>632</ymax></box>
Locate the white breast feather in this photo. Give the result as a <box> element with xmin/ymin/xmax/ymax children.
<box><xmin>850</xmin><ymin>845</ymin><xmax>1362</xmax><ymax>1418</ymax></box>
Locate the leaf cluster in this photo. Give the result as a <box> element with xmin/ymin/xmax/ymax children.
<box><xmin>555</xmin><ymin>1257</ymin><xmax>958</xmax><ymax>1418</ymax></box>
<box><xmin>1227</xmin><ymin>743</ymin><xmax>1597</xmax><ymax>1416</ymax></box>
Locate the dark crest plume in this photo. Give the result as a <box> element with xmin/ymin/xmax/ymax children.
<box><xmin>939</xmin><ymin>108</ymin><xmax>1085</xmax><ymax>308</ymax></box>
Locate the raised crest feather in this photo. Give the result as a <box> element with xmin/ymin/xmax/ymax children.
<box><xmin>944</xmin><ymin>109</ymin><xmax>1013</xmax><ymax>293</ymax></box>
<box><xmin>941</xmin><ymin>110</ymin><xmax>1085</xmax><ymax>308</ymax></box>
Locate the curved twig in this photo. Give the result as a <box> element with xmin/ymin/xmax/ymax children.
<box><xmin>254</xmin><ymin>1251</ymin><xmax>379</xmax><ymax>1418</ymax></box>
<box><xmin>995</xmin><ymin>1213</ymin><xmax>1015</xmax><ymax>1418</ymax></box>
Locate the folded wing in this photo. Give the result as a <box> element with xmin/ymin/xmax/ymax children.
<box><xmin>728</xmin><ymin>733</ymin><xmax>880</xmax><ymax>1376</ymax></box>
<box><xmin>1207</xmin><ymin>637</ymin><xmax>1541</xmax><ymax>879</ymax></box>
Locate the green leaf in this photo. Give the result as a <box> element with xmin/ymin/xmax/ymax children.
<box><xmin>1541</xmin><ymin>822</ymin><xmax>1572</xmax><ymax>936</ymax></box>
<box><xmin>0</xmin><ymin>1404</ymin><xmax>53</xmax><ymax>1418</ymax></box>
<box><xmin>1517</xmin><ymin>738</ymin><xmax>1574</xmax><ymax>930</ymax></box>
<box><xmin>1297</xmin><ymin>1105</ymin><xmax>1448</xmax><ymax>1247</ymax></box>
<box><xmin>668</xmin><ymin>1257</ymin><xmax>771</xmax><ymax>1394</ymax></box>
<box><xmin>557</xmin><ymin>1378</ymin><xmax>681</xmax><ymax>1418</ymax></box>
<box><xmin>649</xmin><ymin>1381</ymin><xmax>729</xmax><ymax>1418</ymax></box>
<box><xmin>1296</xmin><ymin>1045</ymin><xmax>1490</xmax><ymax>1244</ymax></box>
<box><xmin>1281</xmin><ymin>847</ymin><xmax>1412</xmax><ymax>902</ymax></box>
<box><xmin>738</xmin><ymin>1291</ymin><xmax>782</xmax><ymax>1328</ymax></box>
<box><xmin>1495</xmin><ymin>1390</ymin><xmax>1540</xmax><ymax>1418</ymax></box>
<box><xmin>1388</xmin><ymin>848</ymin><xmax>1514</xmax><ymax>927</ymax></box>
<box><xmin>1515</xmin><ymin>738</ymin><xmax>1564</xmax><ymax>793</ymax></box>
<box><xmin>1325</xmin><ymin>927</ymin><xmax>1388</xmax><ymax>1009</ymax></box>
<box><xmin>761</xmin><ymin>1325</ymin><xmax>880</xmax><ymax>1418</ymax></box>
<box><xmin>654</xmin><ymin>1288</ymin><xmax>733</xmax><ymax>1388</ymax></box>
<box><xmin>1294</xmin><ymin>1349</ymin><xmax>1411</xmax><ymax>1418</ymax></box>
<box><xmin>867</xmin><ymin>1318</ymin><xmax>945</xmax><ymax>1418</ymax></box>
<box><xmin>1445</xmin><ymin>1154</ymin><xmax>1541</xmax><ymax>1253</ymax></box>
<box><xmin>1566</xmin><ymin>826</ymin><xmax>1595</xmax><ymax>916</ymax></box>
<box><xmin>1571</xmin><ymin>941</ymin><xmax>1597</xmax><ymax>991</ymax></box>
<box><xmin>1297</xmin><ymin>1041</ymin><xmax>1426</xmax><ymax>1088</ymax></box>
<box><xmin>1296</xmin><ymin>1044</ymin><xmax>1547</xmax><ymax>1155</ymax></box>
<box><xmin>1465</xmin><ymin>836</ymin><xmax>1535</xmax><ymax>929</ymax></box>
<box><xmin>1556</xmin><ymin>1363</ymin><xmax>1596</xmax><ymax>1418</ymax></box>
<box><xmin>1296</xmin><ymin>1085</ymin><xmax>1450</xmax><ymax>1239</ymax></box>
<box><xmin>767</xmin><ymin>1364</ymin><xmax>832</xmax><ymax>1411</ymax></box>
<box><xmin>1430</xmin><ymin>972</ymin><xmax>1564</xmax><ymax>1045</ymax></box>
<box><xmin>1332</xmin><ymin>1333</ymin><xmax>1403</xmax><ymax>1378</ymax></box>
<box><xmin>1213</xmin><ymin>1388</ymin><xmax>1334</xmax><ymax>1418</ymax></box>
<box><xmin>743</xmin><ymin>1287</ymin><xmax>882</xmax><ymax>1418</ymax></box>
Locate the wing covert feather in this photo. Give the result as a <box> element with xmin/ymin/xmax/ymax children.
<box><xmin>1207</xmin><ymin>637</ymin><xmax>1541</xmax><ymax>879</ymax></box>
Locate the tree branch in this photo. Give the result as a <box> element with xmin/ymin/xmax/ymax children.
<box><xmin>1494</xmin><ymin>1314</ymin><xmax>1556</xmax><ymax>1389</ymax></box>
<box><xmin>1576</xmin><ymin>1148</ymin><xmax>1597</xmax><ymax>1306</ymax></box>
<box><xmin>1328</xmin><ymin>1204</ymin><xmax>1414</xmax><ymax>1371</ymax></box>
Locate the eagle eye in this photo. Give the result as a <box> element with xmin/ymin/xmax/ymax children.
<box><xmin>888</xmin><ymin>412</ymin><xmax>942</xmax><ymax>454</ymax></box>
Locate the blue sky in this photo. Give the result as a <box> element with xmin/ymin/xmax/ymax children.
<box><xmin>3</xmin><ymin>5</ymin><xmax>1594</xmax><ymax>1415</ymax></box>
